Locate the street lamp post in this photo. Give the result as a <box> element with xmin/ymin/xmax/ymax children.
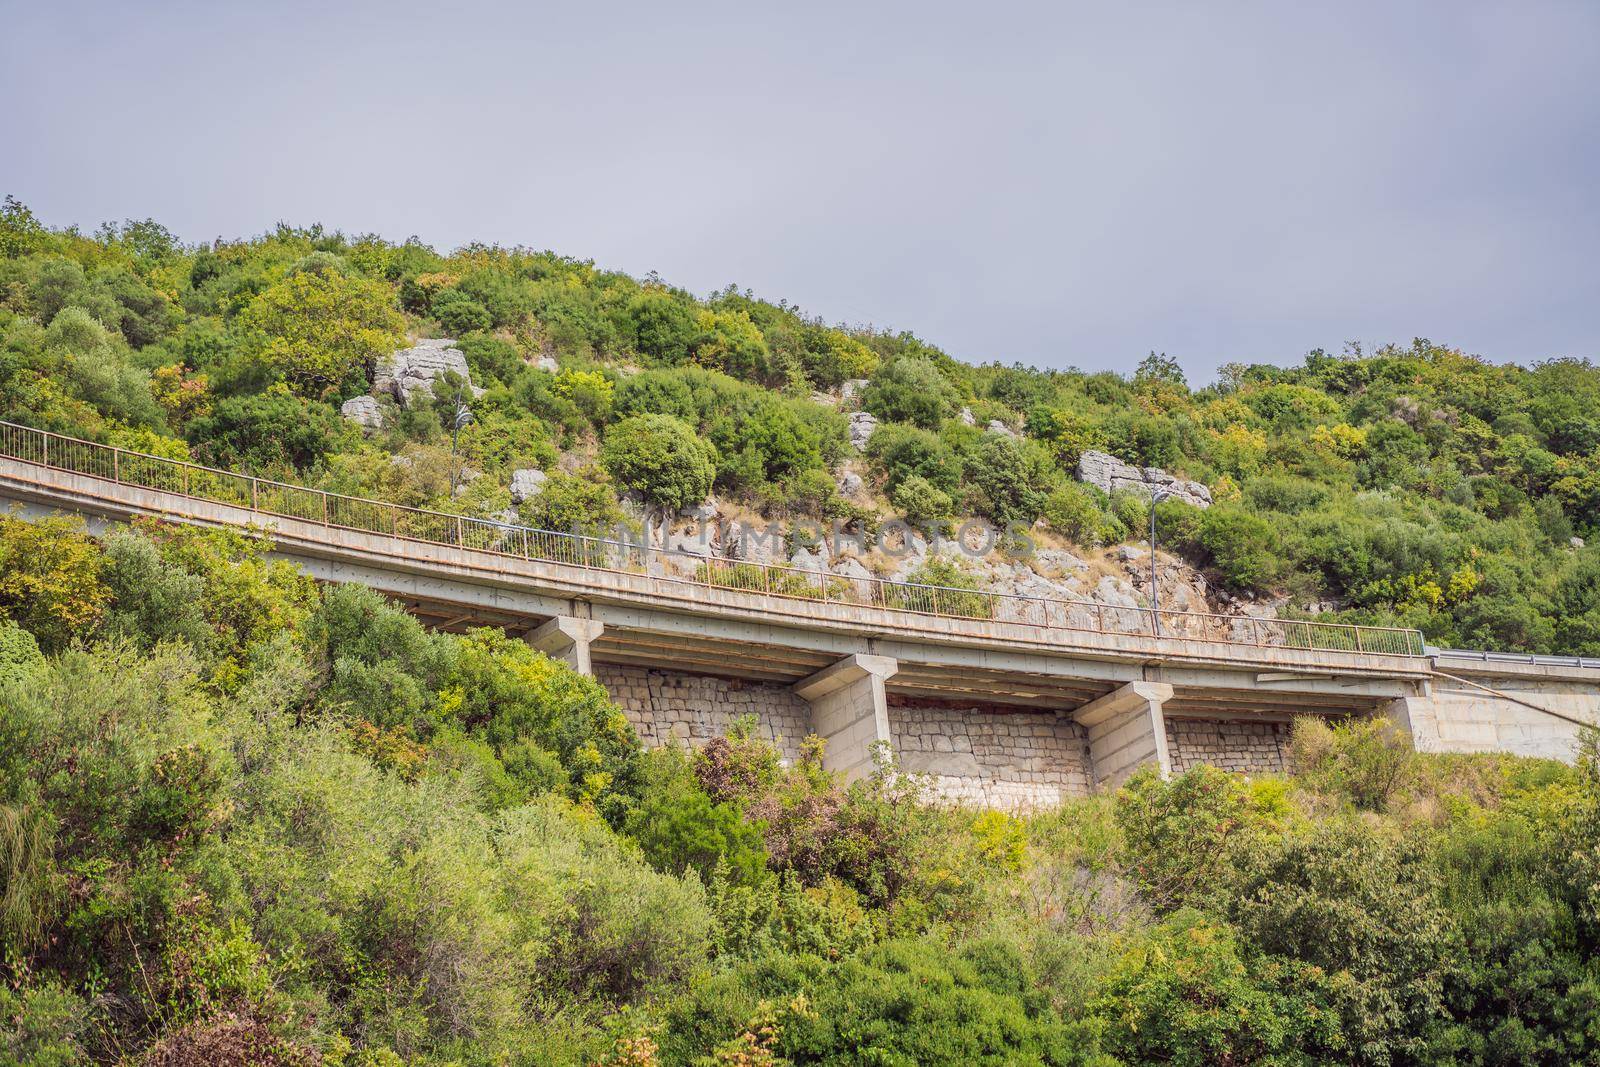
<box><xmin>448</xmin><ymin>382</ymin><xmax>474</xmax><ymax>496</ymax></box>
<box><xmin>1149</xmin><ymin>488</ymin><xmax>1171</xmax><ymax>637</ymax></box>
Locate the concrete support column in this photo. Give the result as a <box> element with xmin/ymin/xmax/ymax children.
<box><xmin>794</xmin><ymin>654</ymin><xmax>899</xmax><ymax>782</ymax></box>
<box><xmin>1073</xmin><ymin>681</ymin><xmax>1175</xmax><ymax>791</ymax></box>
<box><xmin>525</xmin><ymin>616</ymin><xmax>604</xmax><ymax>676</ymax></box>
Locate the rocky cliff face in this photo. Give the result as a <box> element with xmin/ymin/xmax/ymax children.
<box><xmin>1076</xmin><ymin>450</ymin><xmax>1212</xmax><ymax>509</ymax></box>
<box><xmin>373</xmin><ymin>338</ymin><xmax>479</xmax><ymax>407</ymax></box>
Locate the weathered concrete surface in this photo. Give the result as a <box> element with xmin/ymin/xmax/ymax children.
<box><xmin>794</xmin><ymin>654</ymin><xmax>898</xmax><ymax>782</ymax></box>
<box><xmin>1073</xmin><ymin>681</ymin><xmax>1175</xmax><ymax>790</ymax></box>
<box><xmin>524</xmin><ymin>616</ymin><xmax>603</xmax><ymax>675</ymax></box>
<box><xmin>1391</xmin><ymin>657</ymin><xmax>1600</xmax><ymax>762</ymax></box>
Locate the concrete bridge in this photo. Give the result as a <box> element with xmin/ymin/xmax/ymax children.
<box><xmin>2</xmin><ymin>421</ymin><xmax>1597</xmax><ymax>806</ymax></box>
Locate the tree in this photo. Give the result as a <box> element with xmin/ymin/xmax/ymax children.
<box><xmin>238</xmin><ymin>268</ymin><xmax>404</xmax><ymax>394</ymax></box>
<box><xmin>862</xmin><ymin>357</ymin><xmax>959</xmax><ymax>430</ymax></box>
<box><xmin>627</xmin><ymin>288</ymin><xmax>699</xmax><ymax>366</ymax></box>
<box><xmin>0</xmin><ymin>514</ymin><xmax>108</xmax><ymax>651</ymax></box>
<box><xmin>600</xmin><ymin>414</ymin><xmax>717</xmax><ymax>512</ymax></box>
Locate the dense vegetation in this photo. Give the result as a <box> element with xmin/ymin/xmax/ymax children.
<box><xmin>7</xmin><ymin>196</ymin><xmax>1600</xmax><ymax>1064</ymax></box>
<box><xmin>3</xmin><ymin>514</ymin><xmax>1600</xmax><ymax>1064</ymax></box>
<box><xmin>2</xmin><ymin>197</ymin><xmax>1598</xmax><ymax>654</ymax></box>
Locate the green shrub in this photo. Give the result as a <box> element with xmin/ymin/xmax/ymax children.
<box><xmin>600</xmin><ymin>413</ymin><xmax>716</xmax><ymax>512</ymax></box>
<box><xmin>1225</xmin><ymin>821</ymin><xmax>1459</xmax><ymax>1065</ymax></box>
<box><xmin>625</xmin><ymin>747</ymin><xmax>768</xmax><ymax>887</ymax></box>
<box><xmin>891</xmin><ymin>473</ymin><xmax>954</xmax><ymax>526</ymax></box>
<box><xmin>865</xmin><ymin>422</ymin><xmax>961</xmax><ymax>496</ymax></box>
<box><xmin>1115</xmin><ymin>764</ymin><xmax>1260</xmax><ymax>912</ymax></box>
<box><xmin>862</xmin><ymin>357</ymin><xmax>959</xmax><ymax>429</ymax></box>
<box><xmin>658</xmin><ymin>937</ymin><xmax>1094</xmax><ymax>1065</ymax></box>
<box><xmin>1090</xmin><ymin>914</ymin><xmax>1344</xmax><ymax>1065</ymax></box>
<box><xmin>1288</xmin><ymin>716</ymin><xmax>1415</xmax><ymax>811</ymax></box>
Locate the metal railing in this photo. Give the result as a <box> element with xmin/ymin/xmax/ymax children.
<box><xmin>0</xmin><ymin>420</ymin><xmax>1427</xmax><ymax>657</ymax></box>
<box><xmin>1432</xmin><ymin>647</ymin><xmax>1600</xmax><ymax>671</ymax></box>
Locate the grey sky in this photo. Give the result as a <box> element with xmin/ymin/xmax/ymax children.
<box><xmin>4</xmin><ymin>0</ymin><xmax>1597</xmax><ymax>382</ymax></box>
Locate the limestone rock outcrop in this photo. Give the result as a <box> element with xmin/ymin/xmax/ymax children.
<box><xmin>509</xmin><ymin>468</ymin><xmax>547</xmax><ymax>504</ymax></box>
<box><xmin>848</xmin><ymin>411</ymin><xmax>879</xmax><ymax>451</ymax></box>
<box><xmin>1076</xmin><ymin>450</ymin><xmax>1211</xmax><ymax>508</ymax></box>
<box><xmin>340</xmin><ymin>395</ymin><xmax>384</xmax><ymax>431</ymax></box>
<box><xmin>374</xmin><ymin>338</ymin><xmax>479</xmax><ymax>407</ymax></box>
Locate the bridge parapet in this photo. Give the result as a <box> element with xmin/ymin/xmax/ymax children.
<box><xmin>0</xmin><ymin>420</ymin><xmax>1426</xmax><ymax>667</ymax></box>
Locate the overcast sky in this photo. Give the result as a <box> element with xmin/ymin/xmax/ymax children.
<box><xmin>4</xmin><ymin>0</ymin><xmax>1597</xmax><ymax>382</ymax></box>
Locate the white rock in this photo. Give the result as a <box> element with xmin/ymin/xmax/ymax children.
<box><xmin>986</xmin><ymin>419</ymin><xmax>1018</xmax><ymax>438</ymax></box>
<box><xmin>840</xmin><ymin>379</ymin><xmax>869</xmax><ymax>405</ymax></box>
<box><xmin>848</xmin><ymin>411</ymin><xmax>879</xmax><ymax>451</ymax></box>
<box><xmin>1573</xmin><ymin>536</ymin><xmax>1587</xmax><ymax>549</ymax></box>
<box><xmin>1076</xmin><ymin>449</ymin><xmax>1211</xmax><ymax>509</ymax></box>
<box><xmin>789</xmin><ymin>547</ymin><xmax>825</xmax><ymax>572</ymax></box>
<box><xmin>374</xmin><ymin>338</ymin><xmax>477</xmax><ymax>407</ymax></box>
<box><xmin>680</xmin><ymin>498</ymin><xmax>718</xmax><ymax>522</ymax></box>
<box><xmin>536</xmin><ymin>355</ymin><xmax>559</xmax><ymax>372</ymax></box>
<box><xmin>340</xmin><ymin>395</ymin><xmax>384</xmax><ymax>431</ymax></box>
<box><xmin>509</xmin><ymin>468</ymin><xmax>548</xmax><ymax>504</ymax></box>
<box><xmin>724</xmin><ymin>521</ymin><xmax>784</xmax><ymax>565</ymax></box>
<box><xmin>833</xmin><ymin>557</ymin><xmax>873</xmax><ymax>581</ymax></box>
<box><xmin>838</xmin><ymin>471</ymin><xmax>865</xmax><ymax>498</ymax></box>
<box><xmin>959</xmin><ymin>407</ymin><xmax>976</xmax><ymax>426</ymax></box>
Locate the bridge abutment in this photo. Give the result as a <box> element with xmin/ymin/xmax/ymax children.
<box><xmin>794</xmin><ymin>654</ymin><xmax>899</xmax><ymax>782</ymax></box>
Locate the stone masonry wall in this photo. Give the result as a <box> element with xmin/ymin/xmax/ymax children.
<box><xmin>596</xmin><ymin>664</ymin><xmax>811</xmax><ymax>765</ymax></box>
<box><xmin>889</xmin><ymin>702</ymin><xmax>1092</xmax><ymax>810</ymax></box>
<box><xmin>1165</xmin><ymin>718</ymin><xmax>1289</xmax><ymax>775</ymax></box>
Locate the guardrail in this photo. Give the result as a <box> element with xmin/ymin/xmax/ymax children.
<box><xmin>1432</xmin><ymin>647</ymin><xmax>1600</xmax><ymax>670</ymax></box>
<box><xmin>0</xmin><ymin>420</ymin><xmax>1426</xmax><ymax>657</ymax></box>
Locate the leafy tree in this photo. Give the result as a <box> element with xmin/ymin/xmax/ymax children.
<box><xmin>600</xmin><ymin>413</ymin><xmax>717</xmax><ymax>511</ymax></box>
<box><xmin>862</xmin><ymin>357</ymin><xmax>959</xmax><ymax>429</ymax></box>
<box><xmin>238</xmin><ymin>267</ymin><xmax>404</xmax><ymax>393</ymax></box>
<box><xmin>0</xmin><ymin>513</ymin><xmax>108</xmax><ymax>651</ymax></box>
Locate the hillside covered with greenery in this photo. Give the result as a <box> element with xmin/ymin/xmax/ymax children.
<box><xmin>1</xmin><ymin>514</ymin><xmax>1600</xmax><ymax>1065</ymax></box>
<box><xmin>5</xmin><ymin>200</ymin><xmax>1600</xmax><ymax>1064</ymax></box>
<box><xmin>2</xmin><ymin>197</ymin><xmax>1598</xmax><ymax>654</ymax></box>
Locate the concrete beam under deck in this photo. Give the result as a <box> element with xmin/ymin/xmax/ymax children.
<box><xmin>0</xmin><ymin>466</ymin><xmax>1430</xmax><ymax>728</ymax></box>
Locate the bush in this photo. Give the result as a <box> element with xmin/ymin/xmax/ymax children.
<box><xmin>431</xmin><ymin>288</ymin><xmax>493</xmax><ymax>335</ymax></box>
<box><xmin>865</xmin><ymin>422</ymin><xmax>961</xmax><ymax>496</ymax></box>
<box><xmin>1090</xmin><ymin>915</ymin><xmax>1344</xmax><ymax>1065</ymax></box>
<box><xmin>518</xmin><ymin>466</ymin><xmax>625</xmax><ymax>540</ymax></box>
<box><xmin>1288</xmin><ymin>716</ymin><xmax>1415</xmax><ymax>811</ymax></box>
<box><xmin>1041</xmin><ymin>483</ymin><xmax>1112</xmax><ymax>546</ymax></box>
<box><xmin>186</xmin><ymin>388</ymin><xmax>344</xmax><ymax>473</ymax></box>
<box><xmin>891</xmin><ymin>473</ymin><xmax>954</xmax><ymax>527</ymax></box>
<box><xmin>0</xmin><ymin>513</ymin><xmax>108</xmax><ymax>651</ymax></box>
<box><xmin>862</xmin><ymin>357</ymin><xmax>959</xmax><ymax>429</ymax></box>
<box><xmin>658</xmin><ymin>937</ymin><xmax>1092</xmax><ymax>1065</ymax></box>
<box><xmin>1115</xmin><ymin>765</ymin><xmax>1260</xmax><ymax>912</ymax></box>
<box><xmin>600</xmin><ymin>413</ymin><xmax>716</xmax><ymax>512</ymax></box>
<box><xmin>1225</xmin><ymin>821</ymin><xmax>1459</xmax><ymax>1065</ymax></box>
<box><xmin>965</xmin><ymin>433</ymin><xmax>1050</xmax><ymax>527</ymax></box>
<box><xmin>442</xmin><ymin>628</ymin><xmax>641</xmax><ymax>822</ymax></box>
<box><xmin>626</xmin><ymin>287</ymin><xmax>699</xmax><ymax>365</ymax></box>
<box><xmin>624</xmin><ymin>747</ymin><xmax>768</xmax><ymax>886</ymax></box>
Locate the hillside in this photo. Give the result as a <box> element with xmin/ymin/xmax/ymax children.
<box><xmin>6</xmin><ymin>200</ymin><xmax>1600</xmax><ymax>1065</ymax></box>
<box><xmin>2</xmin><ymin>197</ymin><xmax>1598</xmax><ymax>655</ymax></box>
